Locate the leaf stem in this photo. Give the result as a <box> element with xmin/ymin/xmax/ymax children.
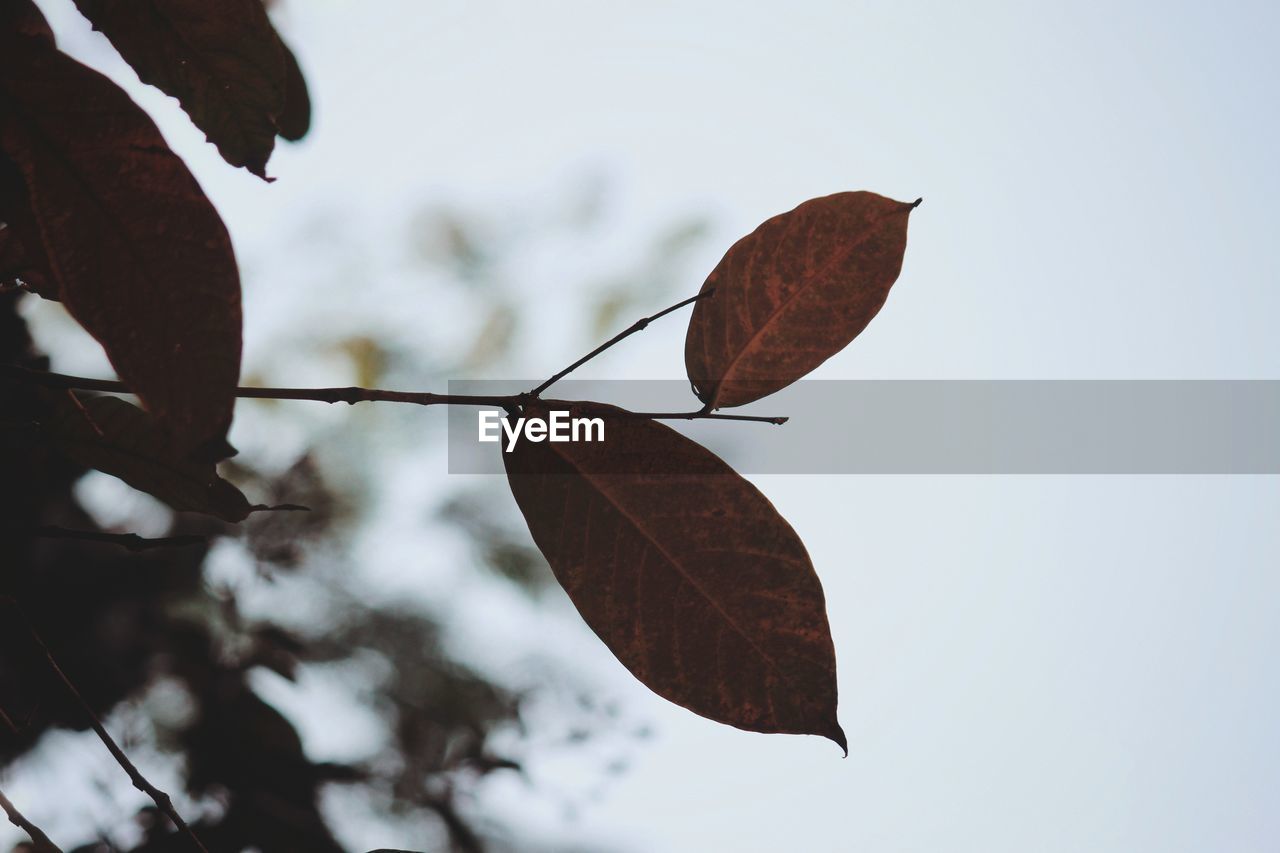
<box><xmin>528</xmin><ymin>290</ymin><xmax>713</xmax><ymax>397</ymax></box>
<box><xmin>620</xmin><ymin>410</ymin><xmax>788</xmax><ymax>425</ymax></box>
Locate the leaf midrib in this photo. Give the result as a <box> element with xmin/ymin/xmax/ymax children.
<box><xmin>542</xmin><ymin>443</ymin><xmax>806</xmax><ymax>701</ymax></box>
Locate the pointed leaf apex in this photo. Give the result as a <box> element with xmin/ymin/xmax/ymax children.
<box><xmin>828</xmin><ymin>721</ymin><xmax>849</xmax><ymax>756</ymax></box>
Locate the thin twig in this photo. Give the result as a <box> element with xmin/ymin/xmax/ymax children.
<box><xmin>0</xmin><ymin>787</ymin><xmax>63</xmax><ymax>853</ymax></box>
<box><xmin>3</xmin><ymin>364</ymin><xmax>475</xmax><ymax>406</ymax></box>
<box><xmin>0</xmin><ymin>703</ymin><xmax>18</xmax><ymax>736</ymax></box>
<box><xmin>529</xmin><ymin>290</ymin><xmax>713</xmax><ymax>396</ymax></box>
<box><xmin>30</xmin><ymin>526</ymin><xmax>205</xmax><ymax>552</ymax></box>
<box><xmin>64</xmin><ymin>389</ymin><xmax>104</xmax><ymax>437</ymax></box>
<box><xmin>0</xmin><ymin>598</ymin><xmax>209</xmax><ymax>853</ymax></box>
<box><xmin>1</xmin><ymin>293</ymin><xmax>792</xmax><ymax>424</ymax></box>
<box><xmin>2</xmin><ymin>363</ymin><xmax>786</xmax><ymax>425</ymax></box>
<box><xmin>620</xmin><ymin>410</ymin><xmax>788</xmax><ymax>425</ymax></box>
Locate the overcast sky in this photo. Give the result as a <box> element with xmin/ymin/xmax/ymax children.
<box><xmin>12</xmin><ymin>1</ymin><xmax>1280</xmax><ymax>850</ymax></box>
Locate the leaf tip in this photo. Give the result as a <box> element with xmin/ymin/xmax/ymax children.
<box><xmin>244</xmin><ymin>160</ymin><xmax>276</xmax><ymax>183</ymax></box>
<box><xmin>827</xmin><ymin>721</ymin><xmax>848</xmax><ymax>756</ymax></box>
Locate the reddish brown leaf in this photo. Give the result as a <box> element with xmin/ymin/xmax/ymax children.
<box><xmin>0</xmin><ymin>6</ymin><xmax>55</xmax><ymax>299</ymax></box>
<box><xmin>504</xmin><ymin>401</ymin><xmax>845</xmax><ymax>749</ymax></box>
<box><xmin>0</xmin><ymin>0</ymin><xmax>53</xmax><ymax>40</ymax></box>
<box><xmin>0</xmin><ymin>153</ymin><xmax>56</xmax><ymax>299</ymax></box>
<box><xmin>0</xmin><ymin>12</ymin><xmax>242</xmax><ymax>460</ymax></box>
<box><xmin>686</xmin><ymin>191</ymin><xmax>920</xmax><ymax>408</ymax></box>
<box><xmin>274</xmin><ymin>31</ymin><xmax>312</xmax><ymax>143</ymax></box>
<box><xmin>71</xmin><ymin>0</ymin><xmax>303</xmax><ymax>178</ymax></box>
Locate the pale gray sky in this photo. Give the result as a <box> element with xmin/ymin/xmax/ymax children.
<box><xmin>10</xmin><ymin>1</ymin><xmax>1280</xmax><ymax>850</ymax></box>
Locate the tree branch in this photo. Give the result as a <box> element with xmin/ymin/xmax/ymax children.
<box><xmin>529</xmin><ymin>290</ymin><xmax>713</xmax><ymax>396</ymax></box>
<box><xmin>0</xmin><ymin>293</ymin><xmax>795</xmax><ymax>424</ymax></box>
<box><xmin>618</xmin><ymin>410</ymin><xmax>787</xmax><ymax>425</ymax></box>
<box><xmin>0</xmin><ymin>787</ymin><xmax>63</xmax><ymax>853</ymax></box>
<box><xmin>2</xmin><ymin>363</ymin><xmax>786</xmax><ymax>425</ymax></box>
<box><xmin>30</xmin><ymin>525</ymin><xmax>204</xmax><ymax>552</ymax></box>
<box><xmin>0</xmin><ymin>598</ymin><xmax>209</xmax><ymax>853</ymax></box>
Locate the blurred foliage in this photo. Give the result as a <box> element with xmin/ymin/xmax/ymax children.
<box><xmin>1</xmin><ymin>182</ymin><xmax>708</xmax><ymax>851</ymax></box>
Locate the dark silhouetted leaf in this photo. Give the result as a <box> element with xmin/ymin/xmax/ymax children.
<box><xmin>0</xmin><ymin>7</ymin><xmax>55</xmax><ymax>300</ymax></box>
<box><xmin>0</xmin><ymin>0</ymin><xmax>53</xmax><ymax>39</ymax></box>
<box><xmin>0</xmin><ymin>11</ymin><xmax>243</xmax><ymax>460</ymax></box>
<box><xmin>274</xmin><ymin>30</ymin><xmax>312</xmax><ymax>142</ymax></box>
<box><xmin>71</xmin><ymin>0</ymin><xmax>307</xmax><ymax>177</ymax></box>
<box><xmin>686</xmin><ymin>191</ymin><xmax>919</xmax><ymax>408</ymax></box>
<box><xmin>42</xmin><ymin>393</ymin><xmax>256</xmax><ymax>521</ymax></box>
<box><xmin>504</xmin><ymin>401</ymin><xmax>845</xmax><ymax>749</ymax></box>
<box><xmin>0</xmin><ymin>153</ymin><xmax>56</xmax><ymax>299</ymax></box>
